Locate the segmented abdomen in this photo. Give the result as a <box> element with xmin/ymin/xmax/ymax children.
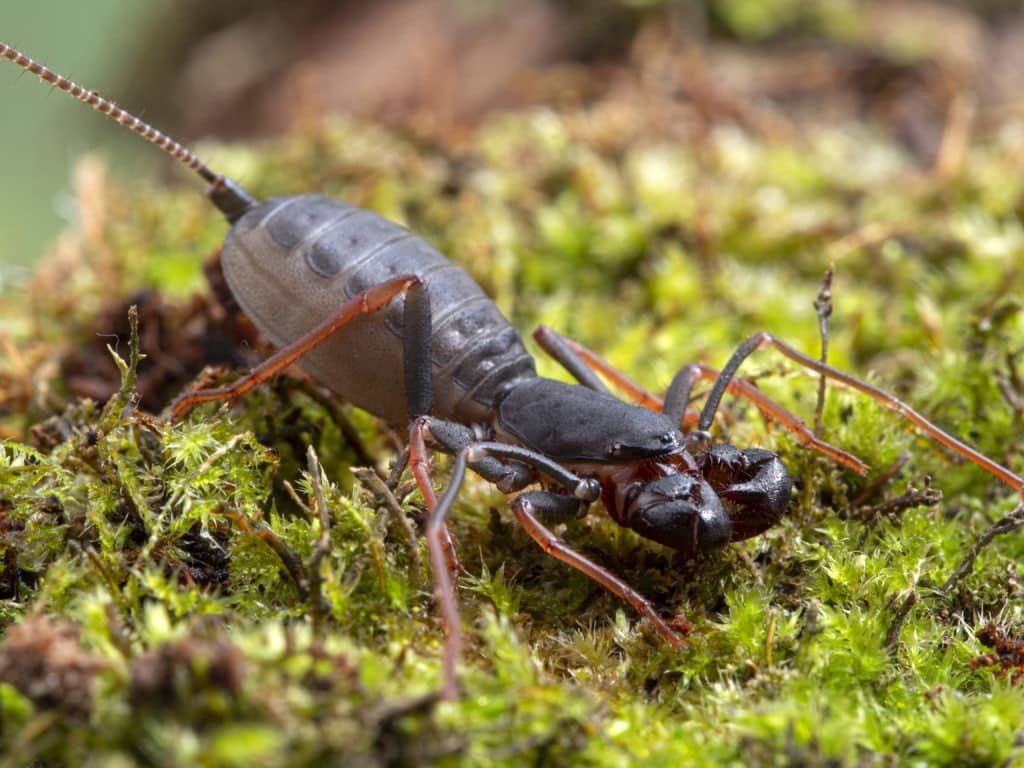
<box><xmin>220</xmin><ymin>195</ymin><xmax>535</xmax><ymax>424</ymax></box>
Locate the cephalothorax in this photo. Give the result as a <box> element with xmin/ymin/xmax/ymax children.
<box><xmin>5</xmin><ymin>43</ymin><xmax>1022</xmax><ymax>699</ymax></box>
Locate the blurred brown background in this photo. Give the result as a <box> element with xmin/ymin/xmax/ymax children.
<box><xmin>4</xmin><ymin>0</ymin><xmax>1024</xmax><ymax>271</ymax></box>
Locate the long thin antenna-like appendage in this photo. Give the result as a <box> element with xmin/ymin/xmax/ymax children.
<box><xmin>1</xmin><ymin>42</ymin><xmax>256</xmax><ymax>221</ymax></box>
<box><xmin>2</xmin><ymin>42</ymin><xmax>216</xmax><ymax>182</ymax></box>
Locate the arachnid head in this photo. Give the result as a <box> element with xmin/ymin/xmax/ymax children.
<box><xmin>620</xmin><ymin>443</ymin><xmax>793</xmax><ymax>558</ymax></box>
<box><xmin>622</xmin><ymin>473</ymin><xmax>732</xmax><ymax>558</ymax></box>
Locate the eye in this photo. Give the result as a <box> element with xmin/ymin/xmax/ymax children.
<box><xmin>608</xmin><ymin>442</ymin><xmax>625</xmax><ymax>457</ymax></box>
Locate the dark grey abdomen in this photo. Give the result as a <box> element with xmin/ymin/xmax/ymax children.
<box><xmin>220</xmin><ymin>196</ymin><xmax>535</xmax><ymax>425</ymax></box>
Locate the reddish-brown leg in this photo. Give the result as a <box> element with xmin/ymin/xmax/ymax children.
<box><xmin>722</xmin><ymin>332</ymin><xmax>1024</xmax><ymax>498</ymax></box>
<box><xmin>511</xmin><ymin>492</ymin><xmax>685</xmax><ymax>650</ymax></box>
<box><xmin>170</xmin><ymin>275</ymin><xmax>422</xmax><ymax>420</ymax></box>
<box><xmin>170</xmin><ymin>273</ymin><xmax>469</xmax><ymax>694</ymax></box>
<box><xmin>417</xmin><ymin>434</ymin><xmax>686</xmax><ymax>696</ymax></box>
<box><xmin>409</xmin><ymin>417</ymin><xmax>463</xmax><ymax>700</ymax></box>
<box><xmin>388</xmin><ymin>438</ymin><xmax>463</xmax><ymax>577</ymax></box>
<box><xmin>535</xmin><ymin>325</ymin><xmax>868</xmax><ymax>475</ymax></box>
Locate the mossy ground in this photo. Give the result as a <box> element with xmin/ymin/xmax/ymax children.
<box><xmin>2</xmin><ymin>46</ymin><xmax>1024</xmax><ymax>766</ymax></box>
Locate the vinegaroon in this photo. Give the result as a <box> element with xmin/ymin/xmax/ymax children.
<box><xmin>5</xmin><ymin>42</ymin><xmax>1023</xmax><ymax>699</ymax></box>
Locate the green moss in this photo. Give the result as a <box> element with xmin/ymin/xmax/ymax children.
<box><xmin>2</xmin><ymin>56</ymin><xmax>1024</xmax><ymax>766</ymax></box>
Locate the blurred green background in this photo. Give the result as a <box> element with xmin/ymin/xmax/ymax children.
<box><xmin>4</xmin><ymin>0</ymin><xmax>1024</xmax><ymax>273</ymax></box>
<box><xmin>1</xmin><ymin>3</ymin><xmax>158</xmax><ymax>272</ymax></box>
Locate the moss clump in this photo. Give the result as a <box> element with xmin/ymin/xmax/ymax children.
<box><xmin>2</xmin><ymin>45</ymin><xmax>1024</xmax><ymax>766</ymax></box>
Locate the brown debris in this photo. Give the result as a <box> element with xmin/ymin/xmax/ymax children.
<box><xmin>59</xmin><ymin>256</ymin><xmax>262</xmax><ymax>415</ymax></box>
<box><xmin>971</xmin><ymin>621</ymin><xmax>1024</xmax><ymax>685</ymax></box>
<box><xmin>884</xmin><ymin>590</ymin><xmax>919</xmax><ymax>655</ymax></box>
<box><xmin>943</xmin><ymin>505</ymin><xmax>1024</xmax><ymax>595</ymax></box>
<box><xmin>129</xmin><ymin>634</ymin><xmax>245</xmax><ymax>709</ymax></box>
<box><xmin>854</xmin><ymin>482</ymin><xmax>943</xmax><ymax>525</ymax></box>
<box><xmin>0</xmin><ymin>616</ymin><xmax>106</xmax><ymax>718</ymax></box>
<box><xmin>0</xmin><ymin>499</ymin><xmax>27</xmax><ymax>600</ymax></box>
